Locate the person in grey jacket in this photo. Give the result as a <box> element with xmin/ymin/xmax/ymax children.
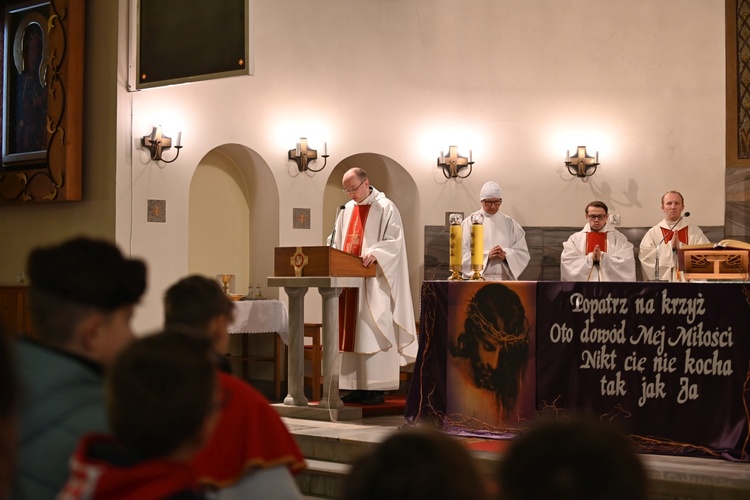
<box><xmin>11</xmin><ymin>237</ymin><xmax>146</xmax><ymax>500</ymax></box>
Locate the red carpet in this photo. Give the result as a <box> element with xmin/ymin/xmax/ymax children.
<box><xmin>310</xmin><ymin>393</ymin><xmax>407</xmax><ymax>417</ymax></box>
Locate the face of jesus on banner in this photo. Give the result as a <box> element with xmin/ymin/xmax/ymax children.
<box><xmin>449</xmin><ymin>283</ymin><xmax>531</xmax><ymax>418</ymax></box>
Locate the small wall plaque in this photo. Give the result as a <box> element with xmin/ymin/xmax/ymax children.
<box><xmin>147</xmin><ymin>199</ymin><xmax>166</xmax><ymax>223</ymax></box>
<box><xmin>293</xmin><ymin>208</ymin><xmax>311</xmax><ymax>229</ymax></box>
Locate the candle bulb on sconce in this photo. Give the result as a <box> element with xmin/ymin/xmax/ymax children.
<box><xmin>288</xmin><ymin>137</ymin><xmax>330</xmax><ymax>173</ymax></box>
<box><xmin>564</xmin><ymin>145</ymin><xmax>599</xmax><ymax>179</ymax></box>
<box><xmin>141</xmin><ymin>125</ymin><xmax>183</xmax><ymax>163</ymax></box>
<box><xmin>437</xmin><ymin>145</ymin><xmax>474</xmax><ymax>179</ymax></box>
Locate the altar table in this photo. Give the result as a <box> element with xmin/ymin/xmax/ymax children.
<box><xmin>228</xmin><ymin>299</ymin><xmax>288</xmax><ymax>399</ymax></box>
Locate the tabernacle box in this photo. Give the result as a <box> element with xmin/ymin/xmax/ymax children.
<box><xmin>679</xmin><ymin>240</ymin><xmax>750</xmax><ymax>281</ymax></box>
<box><xmin>274</xmin><ymin>246</ymin><xmax>376</xmax><ymax>278</ymax></box>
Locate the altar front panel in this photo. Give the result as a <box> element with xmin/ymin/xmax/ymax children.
<box><xmin>407</xmin><ymin>281</ymin><xmax>750</xmax><ymax>461</ymax></box>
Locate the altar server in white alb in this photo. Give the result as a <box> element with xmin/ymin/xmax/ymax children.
<box><xmin>560</xmin><ymin>200</ymin><xmax>636</xmax><ymax>282</ymax></box>
<box><xmin>329</xmin><ymin>168</ymin><xmax>418</xmax><ymax>406</ymax></box>
<box><xmin>461</xmin><ymin>181</ymin><xmax>530</xmax><ymax>280</ymax></box>
<box><xmin>639</xmin><ymin>191</ymin><xmax>710</xmax><ymax>281</ymax></box>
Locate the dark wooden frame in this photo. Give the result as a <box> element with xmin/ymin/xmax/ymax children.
<box><xmin>0</xmin><ymin>0</ymin><xmax>83</xmax><ymax>205</ymax></box>
<box><xmin>726</xmin><ymin>0</ymin><xmax>750</xmax><ymax>167</ymax></box>
<box><xmin>136</xmin><ymin>0</ymin><xmax>251</xmax><ymax>90</ymax></box>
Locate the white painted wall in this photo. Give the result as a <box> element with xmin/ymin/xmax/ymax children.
<box><xmin>0</xmin><ymin>0</ymin><xmax>724</xmax><ymax>335</ymax></box>
<box><xmin>116</xmin><ymin>0</ymin><xmax>725</xmax><ymax>331</ymax></box>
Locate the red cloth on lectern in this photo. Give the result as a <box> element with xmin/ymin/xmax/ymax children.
<box><xmin>660</xmin><ymin>226</ymin><xmax>689</xmax><ymax>246</ymax></box>
<box><xmin>586</xmin><ymin>231</ymin><xmax>608</xmax><ymax>254</ymax></box>
<box><xmin>192</xmin><ymin>371</ymin><xmax>306</xmax><ymax>488</ymax></box>
<box><xmin>339</xmin><ymin>205</ymin><xmax>371</xmax><ymax>352</ymax></box>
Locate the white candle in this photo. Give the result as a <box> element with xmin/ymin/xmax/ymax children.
<box><xmin>595</xmin><ymin>151</ymin><xmax>599</xmax><ymax>163</ymax></box>
<box><xmin>566</xmin><ymin>149</ymin><xmax>570</xmax><ymax>162</ymax></box>
<box><xmin>469</xmin><ymin>149</ymin><xmax>473</xmax><ymax>163</ymax></box>
<box><xmin>324</xmin><ymin>142</ymin><xmax>327</xmax><ymax>155</ymax></box>
<box><xmin>175</xmin><ymin>132</ymin><xmax>182</xmax><ymax>148</ymax></box>
<box><xmin>295</xmin><ymin>143</ymin><xmax>301</xmax><ymax>156</ymax></box>
<box><xmin>440</xmin><ymin>151</ymin><xmax>445</xmax><ymax>164</ymax></box>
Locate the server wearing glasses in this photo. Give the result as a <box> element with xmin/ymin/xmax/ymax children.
<box><xmin>561</xmin><ymin>200</ymin><xmax>636</xmax><ymax>282</ymax></box>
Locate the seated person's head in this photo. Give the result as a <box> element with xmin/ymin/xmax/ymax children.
<box><xmin>26</xmin><ymin>236</ymin><xmax>147</xmax><ymax>367</ymax></box>
<box><xmin>164</xmin><ymin>275</ymin><xmax>235</xmax><ymax>353</ymax></box>
<box><xmin>497</xmin><ymin>416</ymin><xmax>647</xmax><ymax>500</ymax></box>
<box><xmin>341</xmin><ymin>426</ymin><xmax>489</xmax><ymax>500</ymax></box>
<box><xmin>0</xmin><ymin>323</ymin><xmax>17</xmax><ymax>494</ymax></box>
<box><xmin>106</xmin><ymin>330</ymin><xmax>219</xmax><ymax>461</ymax></box>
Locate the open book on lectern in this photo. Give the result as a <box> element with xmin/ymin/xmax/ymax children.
<box><xmin>682</xmin><ymin>239</ymin><xmax>750</xmax><ymax>251</ymax></box>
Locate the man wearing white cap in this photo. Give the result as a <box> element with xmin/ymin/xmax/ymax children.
<box><xmin>461</xmin><ymin>181</ymin><xmax>530</xmax><ymax>280</ymax></box>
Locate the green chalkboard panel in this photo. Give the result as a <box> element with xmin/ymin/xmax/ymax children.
<box><xmin>137</xmin><ymin>0</ymin><xmax>251</xmax><ymax>89</ymax></box>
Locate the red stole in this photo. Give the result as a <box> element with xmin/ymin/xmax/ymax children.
<box><xmin>660</xmin><ymin>226</ymin><xmax>688</xmax><ymax>245</ymax></box>
<box><xmin>339</xmin><ymin>205</ymin><xmax>371</xmax><ymax>352</ymax></box>
<box><xmin>586</xmin><ymin>231</ymin><xmax>608</xmax><ymax>253</ymax></box>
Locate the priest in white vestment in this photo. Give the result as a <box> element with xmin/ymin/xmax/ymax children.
<box><xmin>329</xmin><ymin>168</ymin><xmax>417</xmax><ymax>405</ymax></box>
<box><xmin>560</xmin><ymin>201</ymin><xmax>636</xmax><ymax>282</ymax></box>
<box><xmin>639</xmin><ymin>191</ymin><xmax>710</xmax><ymax>281</ymax></box>
<box><xmin>461</xmin><ymin>181</ymin><xmax>530</xmax><ymax>280</ymax></box>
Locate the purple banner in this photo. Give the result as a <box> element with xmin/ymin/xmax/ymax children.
<box><xmin>407</xmin><ymin>281</ymin><xmax>750</xmax><ymax>461</ymax></box>
<box><xmin>536</xmin><ymin>282</ymin><xmax>750</xmax><ymax>461</ymax></box>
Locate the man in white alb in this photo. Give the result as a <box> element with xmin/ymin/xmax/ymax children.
<box><xmin>329</xmin><ymin>167</ymin><xmax>417</xmax><ymax>405</ymax></box>
<box><xmin>461</xmin><ymin>181</ymin><xmax>529</xmax><ymax>280</ymax></box>
<box><xmin>560</xmin><ymin>200</ymin><xmax>636</xmax><ymax>281</ymax></box>
<box><xmin>639</xmin><ymin>191</ymin><xmax>710</xmax><ymax>281</ymax></box>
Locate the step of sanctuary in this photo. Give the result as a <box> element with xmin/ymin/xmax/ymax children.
<box><xmin>283</xmin><ymin>415</ymin><xmax>750</xmax><ymax>500</ymax></box>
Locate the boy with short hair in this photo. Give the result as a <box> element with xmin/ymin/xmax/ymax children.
<box><xmin>164</xmin><ymin>275</ymin><xmax>306</xmax><ymax>499</ymax></box>
<box><xmin>59</xmin><ymin>331</ymin><xmax>219</xmax><ymax>499</ymax></box>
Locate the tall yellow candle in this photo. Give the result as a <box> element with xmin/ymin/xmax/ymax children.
<box><xmin>449</xmin><ymin>225</ymin><xmax>462</xmax><ymax>266</ymax></box>
<box><xmin>471</xmin><ymin>224</ymin><xmax>484</xmax><ymax>267</ymax></box>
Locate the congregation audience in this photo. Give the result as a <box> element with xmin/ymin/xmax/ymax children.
<box><xmin>164</xmin><ymin>275</ymin><xmax>306</xmax><ymax>499</ymax></box>
<box><xmin>496</xmin><ymin>417</ymin><xmax>648</xmax><ymax>500</ymax></box>
<box><xmin>58</xmin><ymin>331</ymin><xmax>217</xmax><ymax>499</ymax></box>
<box><xmin>340</xmin><ymin>426</ymin><xmax>490</xmax><ymax>500</ymax></box>
<box><xmin>12</xmin><ymin>237</ymin><xmax>146</xmax><ymax>499</ymax></box>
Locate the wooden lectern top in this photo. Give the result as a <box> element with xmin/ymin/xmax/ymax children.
<box><xmin>274</xmin><ymin>246</ymin><xmax>376</xmax><ymax>278</ymax></box>
<box><xmin>679</xmin><ymin>241</ymin><xmax>750</xmax><ymax>281</ymax></box>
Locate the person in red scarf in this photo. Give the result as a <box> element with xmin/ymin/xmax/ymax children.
<box><xmin>59</xmin><ymin>332</ymin><xmax>218</xmax><ymax>499</ymax></box>
<box><xmin>329</xmin><ymin>168</ymin><xmax>418</xmax><ymax>406</ymax></box>
<box><xmin>164</xmin><ymin>276</ymin><xmax>306</xmax><ymax>498</ymax></box>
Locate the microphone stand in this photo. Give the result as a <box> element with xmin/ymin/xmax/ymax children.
<box><xmin>329</xmin><ymin>205</ymin><xmax>345</xmax><ymax>249</ymax></box>
<box><xmin>653</xmin><ymin>212</ymin><xmax>689</xmax><ymax>281</ymax></box>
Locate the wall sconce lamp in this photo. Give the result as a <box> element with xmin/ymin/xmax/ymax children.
<box><xmin>142</xmin><ymin>126</ymin><xmax>182</xmax><ymax>163</ymax></box>
<box><xmin>288</xmin><ymin>137</ymin><xmax>329</xmax><ymax>172</ymax></box>
<box><xmin>565</xmin><ymin>146</ymin><xmax>599</xmax><ymax>179</ymax></box>
<box><xmin>437</xmin><ymin>145</ymin><xmax>473</xmax><ymax>179</ymax></box>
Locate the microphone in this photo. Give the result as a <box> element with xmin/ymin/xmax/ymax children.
<box><xmin>653</xmin><ymin>212</ymin><xmax>690</xmax><ymax>280</ymax></box>
<box><xmin>329</xmin><ymin>205</ymin><xmax>346</xmax><ymax>248</ymax></box>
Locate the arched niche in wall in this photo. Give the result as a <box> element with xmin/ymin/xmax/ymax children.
<box><xmin>188</xmin><ymin>144</ymin><xmax>280</xmax><ymax>299</ymax></box>
<box><xmin>323</xmin><ymin>153</ymin><xmax>422</xmax><ymax>315</ymax></box>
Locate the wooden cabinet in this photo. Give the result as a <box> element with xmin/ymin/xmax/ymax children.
<box><xmin>0</xmin><ymin>286</ymin><xmax>33</xmax><ymax>338</ymax></box>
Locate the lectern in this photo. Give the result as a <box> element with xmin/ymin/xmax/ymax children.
<box><xmin>679</xmin><ymin>244</ymin><xmax>750</xmax><ymax>281</ymax></box>
<box><xmin>268</xmin><ymin>246</ymin><xmax>374</xmax><ymax>414</ymax></box>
